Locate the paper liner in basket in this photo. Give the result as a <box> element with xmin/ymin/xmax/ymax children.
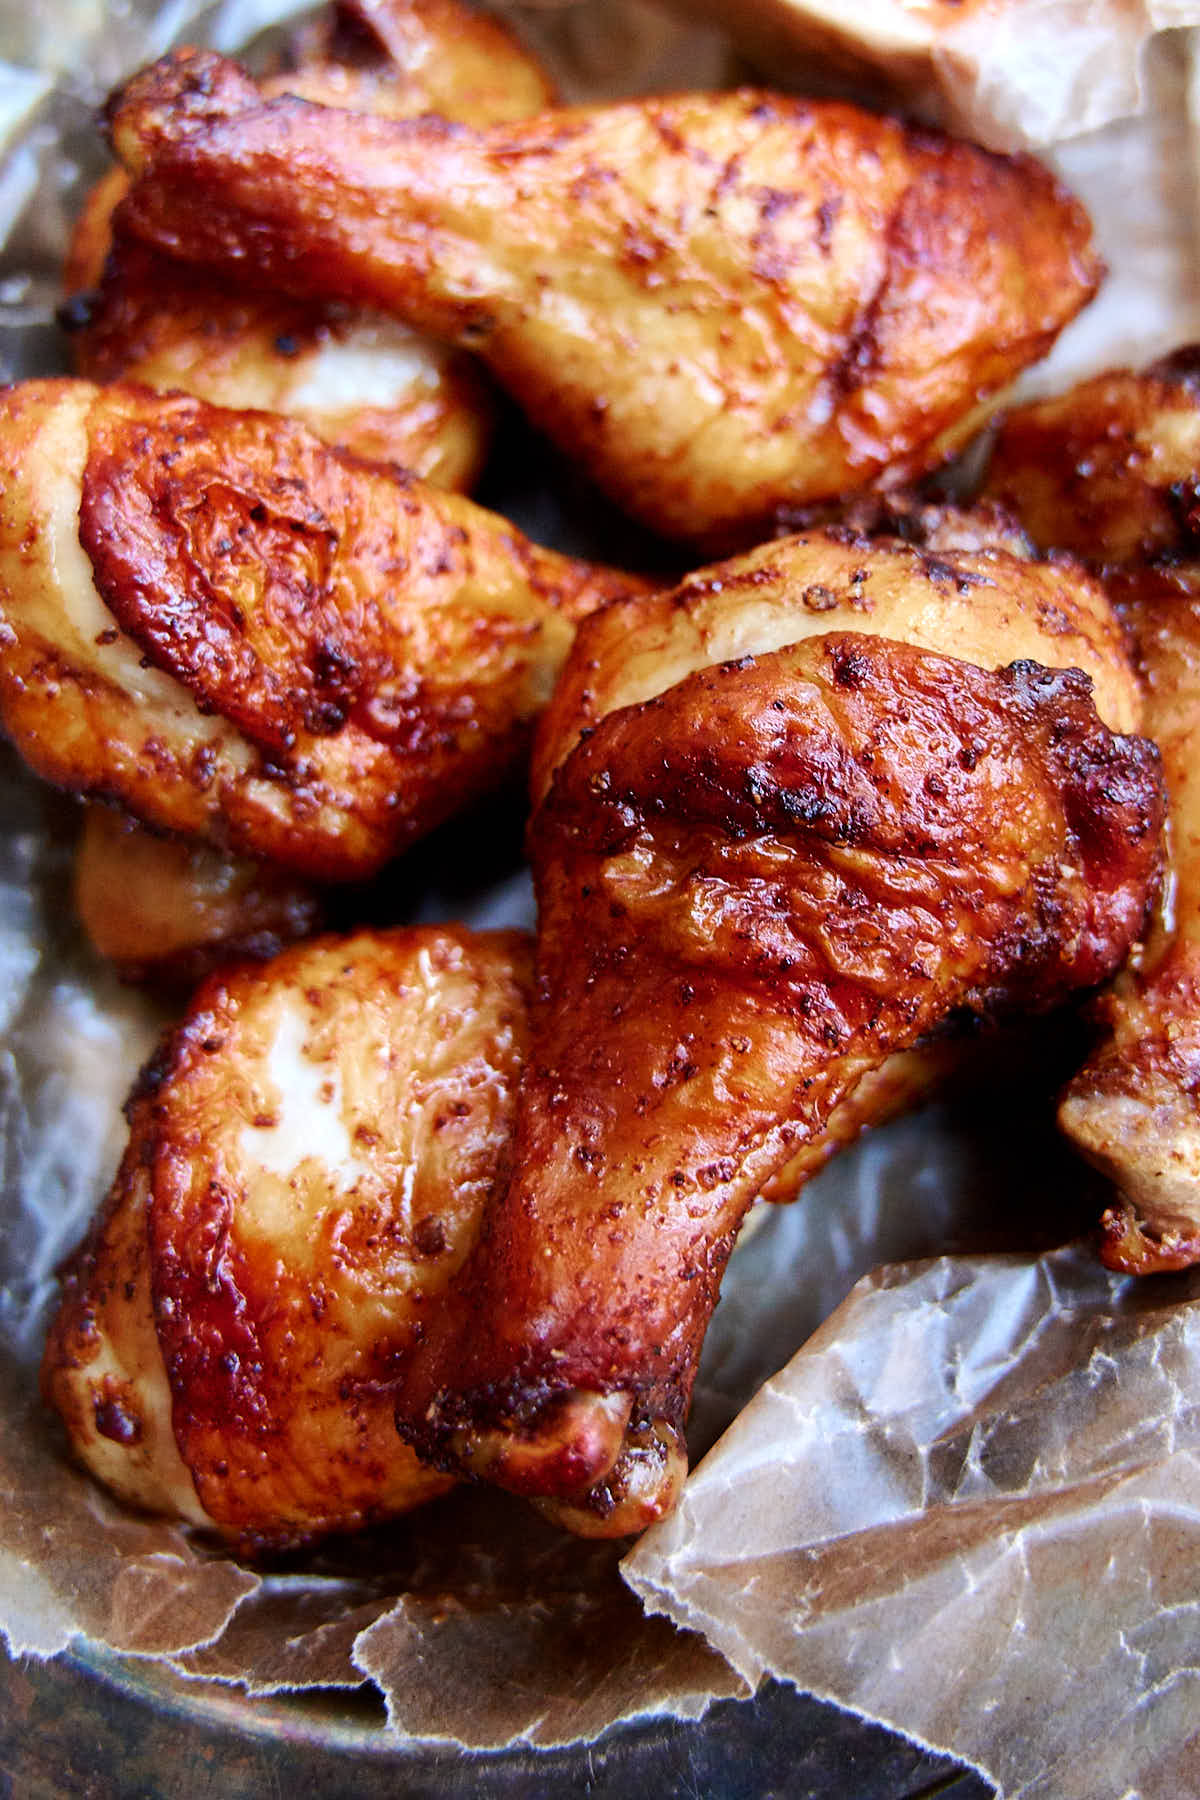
<box><xmin>1013</xmin><ymin>29</ymin><xmax>1200</xmax><ymax>403</ymax></box>
<box><xmin>624</xmin><ymin>1247</ymin><xmax>1200</xmax><ymax>1800</ymax></box>
<box><xmin>670</xmin><ymin>0</ymin><xmax>1200</xmax><ymax>153</ymax></box>
<box><xmin>1</xmin><ymin>0</ymin><xmax>1200</xmax><ymax>1777</ymax></box>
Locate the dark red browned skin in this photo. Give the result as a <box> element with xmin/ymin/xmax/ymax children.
<box><xmin>527</xmin><ymin>518</ymin><xmax>1142</xmax><ymax>1247</ymax></box>
<box><xmin>0</xmin><ymin>379</ymin><xmax>644</xmax><ymax>879</ymax></box>
<box><xmin>107</xmin><ymin>52</ymin><xmax>1100</xmax><ymax>548</ymax></box>
<box><xmin>79</xmin><ymin>388</ymin><xmax>622</xmax><ymax>747</ymax></box>
<box><xmin>65</xmin><ymin>0</ymin><xmax>556</xmax><ymax>490</ymax></box>
<box><xmin>985</xmin><ymin>355</ymin><xmax>1200</xmax><ymax>1274</ymax></box>
<box><xmin>395</xmin><ymin>634</ymin><xmax>1162</xmax><ymax>1507</ymax></box>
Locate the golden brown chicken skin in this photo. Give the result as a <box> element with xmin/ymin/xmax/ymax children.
<box><xmin>280</xmin><ymin>0</ymin><xmax>555</xmax><ymax>123</ymax></box>
<box><xmin>569</xmin><ymin>518</ymin><xmax>1139</xmax><ymax>1210</ymax></box>
<box><xmin>0</xmin><ymin>379</ymin><xmax>643</xmax><ymax>879</ymax></box>
<box><xmin>74</xmin><ymin>807</ymin><xmax>324</xmax><ymax>986</ymax></box>
<box><xmin>42</xmin><ymin>926</ymin><xmax>532</xmax><ymax>1554</ymax></box>
<box><xmin>42</xmin><ymin>911</ymin><xmax>973</xmax><ymax>1547</ymax></box>
<box><xmin>106</xmin><ymin>51</ymin><xmax>1100</xmax><ymax>550</ymax></box>
<box><xmin>532</xmin><ymin>527</ymin><xmax>1141</xmax><ymax>805</ymax></box>
<box><xmin>393</xmin><ymin>536</ymin><xmax>1162</xmax><ymax>1534</ymax></box>
<box><xmin>986</xmin><ymin>352</ymin><xmax>1200</xmax><ymax>1273</ymax></box>
<box><xmin>64</xmin><ymin>0</ymin><xmax>555</xmax><ymax>490</ymax></box>
<box><xmin>984</xmin><ymin>352</ymin><xmax>1200</xmax><ymax>574</ymax></box>
<box><xmin>62</xmin><ymin>0</ymin><xmax>557</xmax><ymax>974</ymax></box>
<box><xmin>65</xmin><ymin>240</ymin><xmax>497</xmax><ymax>494</ymax></box>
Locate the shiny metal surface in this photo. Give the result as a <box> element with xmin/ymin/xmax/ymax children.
<box><xmin>0</xmin><ymin>1638</ymin><xmax>996</xmax><ymax>1796</ymax></box>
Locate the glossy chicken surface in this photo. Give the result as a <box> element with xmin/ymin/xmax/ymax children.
<box><xmin>74</xmin><ymin>807</ymin><xmax>323</xmax><ymax>985</ymax></box>
<box><xmin>277</xmin><ymin>0</ymin><xmax>555</xmax><ymax>125</ymax></box>
<box><xmin>108</xmin><ymin>51</ymin><xmax>1100</xmax><ymax>549</ymax></box>
<box><xmin>985</xmin><ymin>352</ymin><xmax>1200</xmax><ymax>572</ymax></box>
<box><xmin>64</xmin><ymin>0</ymin><xmax>555</xmax><ymax>489</ymax></box>
<box><xmin>531</xmin><ymin>512</ymin><xmax>1145</xmax><ymax>1203</ymax></box>
<box><xmin>44</xmin><ymin>904</ymin><xmax>978</xmax><ymax>1544</ymax></box>
<box><xmin>531</xmin><ymin>525</ymin><xmax>1140</xmax><ymax>804</ymax></box>
<box><xmin>772</xmin><ymin>491</ymin><xmax>1038</xmax><ymax>561</ymax></box>
<box><xmin>987</xmin><ymin>353</ymin><xmax>1200</xmax><ymax>1273</ymax></box>
<box><xmin>60</xmin><ymin>0</ymin><xmax>557</xmax><ymax>973</ymax></box>
<box><xmin>42</xmin><ymin>926</ymin><xmax>532</xmax><ymax>1553</ymax></box>
<box><xmin>0</xmin><ymin>379</ymin><xmax>642</xmax><ymax>879</ymax></box>
<box><xmin>67</xmin><ymin>240</ymin><xmax>496</xmax><ymax>492</ymax></box>
<box><xmin>393</xmin><ymin>533</ymin><xmax>1163</xmax><ymax>1533</ymax></box>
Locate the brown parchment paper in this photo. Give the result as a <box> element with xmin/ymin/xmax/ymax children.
<box><xmin>2</xmin><ymin>0</ymin><xmax>1200</xmax><ymax>1784</ymax></box>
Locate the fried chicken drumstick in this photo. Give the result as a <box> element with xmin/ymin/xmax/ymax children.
<box><xmin>107</xmin><ymin>51</ymin><xmax>1100</xmax><ymax>549</ymax></box>
<box><xmin>39</xmin><ymin>520</ymin><xmax>1155</xmax><ymax>1543</ymax></box>
<box><xmin>42</xmin><ymin>926</ymin><xmax>532</xmax><ymax>1553</ymax></box>
<box><xmin>66</xmin><ymin>0</ymin><xmax>554</xmax><ymax>490</ymax></box>
<box><xmin>538</xmin><ymin>510</ymin><xmax>1146</xmax><ymax>1213</ymax></box>
<box><xmin>59</xmin><ymin>0</ymin><xmax>556</xmax><ymax>978</ymax></box>
<box><xmin>393</xmin><ymin>531</ymin><xmax>1162</xmax><ymax>1535</ymax></box>
<box><xmin>0</xmin><ymin>378</ymin><xmax>642</xmax><ymax>880</ymax></box>
<box><xmin>985</xmin><ymin>351</ymin><xmax>1200</xmax><ymax>1273</ymax></box>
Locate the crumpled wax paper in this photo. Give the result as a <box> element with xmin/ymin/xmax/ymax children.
<box><xmin>3</xmin><ymin>0</ymin><xmax>1200</xmax><ymax>1787</ymax></box>
<box><xmin>626</xmin><ymin>1247</ymin><xmax>1200</xmax><ymax>1800</ymax></box>
<box><xmin>1013</xmin><ymin>29</ymin><xmax>1200</xmax><ymax>403</ymax></box>
<box><xmin>665</xmin><ymin>0</ymin><xmax>1200</xmax><ymax>154</ymax></box>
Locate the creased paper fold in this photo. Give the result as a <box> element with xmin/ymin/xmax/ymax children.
<box><xmin>2</xmin><ymin>0</ymin><xmax>1200</xmax><ymax>1788</ymax></box>
<box><xmin>624</xmin><ymin>1248</ymin><xmax>1200</xmax><ymax>1800</ymax></box>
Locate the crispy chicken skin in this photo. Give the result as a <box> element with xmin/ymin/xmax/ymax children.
<box><xmin>42</xmin><ymin>926</ymin><xmax>532</xmax><ymax>1554</ymax></box>
<box><xmin>986</xmin><ymin>353</ymin><xmax>1200</xmax><ymax>1273</ymax></box>
<box><xmin>74</xmin><ymin>807</ymin><xmax>324</xmax><ymax>986</ymax></box>
<box><xmin>64</xmin><ymin>0</ymin><xmax>555</xmax><ymax>490</ymax></box>
<box><xmin>771</xmin><ymin>492</ymin><xmax>1038</xmax><ymax>561</ymax></box>
<box><xmin>41</xmin><ymin>911</ymin><xmax>973</xmax><ymax>1544</ymax></box>
<box><xmin>531</xmin><ymin>526</ymin><xmax>1140</xmax><ymax>804</ymax></box>
<box><xmin>276</xmin><ymin>0</ymin><xmax>555</xmax><ymax>126</ymax></box>
<box><xmin>107</xmin><ymin>51</ymin><xmax>1100</xmax><ymax>549</ymax></box>
<box><xmin>564</xmin><ymin>516</ymin><xmax>1137</xmax><ymax>1210</ymax></box>
<box><xmin>66</xmin><ymin>242</ymin><xmax>497</xmax><ymax>495</ymax></box>
<box><xmin>63</xmin><ymin>0</ymin><xmax>556</xmax><ymax>973</ymax></box>
<box><xmin>984</xmin><ymin>353</ymin><xmax>1200</xmax><ymax>574</ymax></box>
<box><xmin>393</xmin><ymin>533</ymin><xmax>1162</xmax><ymax>1533</ymax></box>
<box><xmin>0</xmin><ymin>379</ymin><xmax>643</xmax><ymax>879</ymax></box>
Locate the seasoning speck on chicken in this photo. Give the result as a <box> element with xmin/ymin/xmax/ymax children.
<box><xmin>0</xmin><ymin>378</ymin><xmax>644</xmax><ymax>880</ymax></box>
<box><xmin>107</xmin><ymin>51</ymin><xmax>1102</xmax><ymax>548</ymax></box>
<box><xmin>42</xmin><ymin>926</ymin><xmax>533</xmax><ymax>1554</ymax></box>
<box><xmin>394</xmin><ymin>530</ymin><xmax>1163</xmax><ymax>1533</ymax></box>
